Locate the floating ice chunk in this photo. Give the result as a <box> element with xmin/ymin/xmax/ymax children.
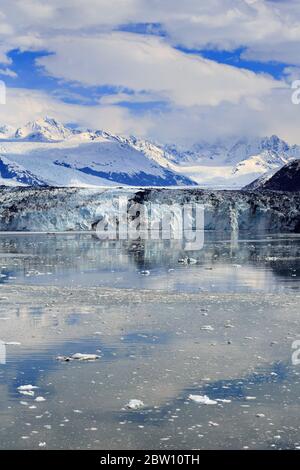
<box><xmin>256</xmin><ymin>413</ymin><xmax>265</xmax><ymax>418</ymax></box>
<box><xmin>39</xmin><ymin>442</ymin><xmax>46</xmax><ymax>447</ymax></box>
<box><xmin>18</xmin><ymin>385</ymin><xmax>38</xmax><ymax>391</ymax></box>
<box><xmin>126</xmin><ymin>399</ymin><xmax>145</xmax><ymax>410</ymax></box>
<box><xmin>35</xmin><ymin>396</ymin><xmax>46</xmax><ymax>402</ymax></box>
<box><xmin>200</xmin><ymin>325</ymin><xmax>214</xmax><ymax>331</ymax></box>
<box><xmin>19</xmin><ymin>390</ymin><xmax>35</xmax><ymax>397</ymax></box>
<box><xmin>216</xmin><ymin>399</ymin><xmax>232</xmax><ymax>403</ymax></box>
<box><xmin>57</xmin><ymin>353</ymin><xmax>100</xmax><ymax>362</ymax></box>
<box><xmin>56</xmin><ymin>355</ymin><xmax>71</xmax><ymax>362</ymax></box>
<box><xmin>178</xmin><ymin>257</ymin><xmax>197</xmax><ymax>265</ymax></box>
<box><xmin>71</xmin><ymin>353</ymin><xmax>100</xmax><ymax>361</ymax></box>
<box><xmin>189</xmin><ymin>394</ymin><xmax>217</xmax><ymax>405</ymax></box>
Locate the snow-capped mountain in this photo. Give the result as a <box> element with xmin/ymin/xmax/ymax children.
<box><xmin>231</xmin><ymin>135</ymin><xmax>300</xmax><ymax>178</ymax></box>
<box><xmin>0</xmin><ymin>118</ymin><xmax>194</xmax><ymax>187</ymax></box>
<box><xmin>0</xmin><ymin>125</ymin><xmax>15</xmax><ymax>140</ymax></box>
<box><xmin>0</xmin><ymin>117</ymin><xmax>299</xmax><ymax>189</ymax></box>
<box><xmin>14</xmin><ymin>117</ymin><xmax>74</xmax><ymax>142</ymax></box>
<box><xmin>246</xmin><ymin>160</ymin><xmax>300</xmax><ymax>192</ymax></box>
<box><xmin>243</xmin><ymin>171</ymin><xmax>275</xmax><ymax>191</ymax></box>
<box><xmin>164</xmin><ymin>135</ymin><xmax>300</xmax><ymax>188</ymax></box>
<box><xmin>0</xmin><ymin>155</ymin><xmax>46</xmax><ymax>186</ymax></box>
<box><xmin>166</xmin><ymin>135</ymin><xmax>300</xmax><ymax>166</ymax></box>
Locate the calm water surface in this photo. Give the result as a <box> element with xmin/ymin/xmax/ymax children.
<box><xmin>0</xmin><ymin>232</ymin><xmax>299</xmax><ymax>293</ymax></box>
<box><xmin>0</xmin><ymin>232</ymin><xmax>300</xmax><ymax>449</ymax></box>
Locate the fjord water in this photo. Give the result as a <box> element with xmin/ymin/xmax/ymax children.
<box><xmin>0</xmin><ymin>232</ymin><xmax>300</xmax><ymax>293</ymax></box>
<box><xmin>0</xmin><ymin>232</ymin><xmax>300</xmax><ymax>449</ymax></box>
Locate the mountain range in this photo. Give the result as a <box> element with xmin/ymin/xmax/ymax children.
<box><xmin>246</xmin><ymin>160</ymin><xmax>300</xmax><ymax>192</ymax></box>
<box><xmin>0</xmin><ymin>117</ymin><xmax>299</xmax><ymax>188</ymax></box>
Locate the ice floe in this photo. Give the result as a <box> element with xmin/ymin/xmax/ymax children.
<box><xmin>200</xmin><ymin>325</ymin><xmax>214</xmax><ymax>331</ymax></box>
<box><xmin>56</xmin><ymin>353</ymin><xmax>100</xmax><ymax>362</ymax></box>
<box><xmin>126</xmin><ymin>399</ymin><xmax>145</xmax><ymax>410</ymax></box>
<box><xmin>18</xmin><ymin>385</ymin><xmax>38</xmax><ymax>391</ymax></box>
<box><xmin>189</xmin><ymin>394</ymin><xmax>217</xmax><ymax>405</ymax></box>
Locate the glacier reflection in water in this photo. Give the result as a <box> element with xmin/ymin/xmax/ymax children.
<box><xmin>0</xmin><ymin>232</ymin><xmax>299</xmax><ymax>293</ymax></box>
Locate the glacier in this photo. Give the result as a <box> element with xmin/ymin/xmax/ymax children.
<box><xmin>0</xmin><ymin>186</ymin><xmax>299</xmax><ymax>233</ymax></box>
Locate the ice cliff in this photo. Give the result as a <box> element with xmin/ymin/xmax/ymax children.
<box><xmin>0</xmin><ymin>187</ymin><xmax>299</xmax><ymax>233</ymax></box>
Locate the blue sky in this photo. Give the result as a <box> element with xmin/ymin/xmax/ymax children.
<box><xmin>3</xmin><ymin>49</ymin><xmax>127</xmax><ymax>106</ymax></box>
<box><xmin>1</xmin><ymin>48</ymin><xmax>170</xmax><ymax>116</ymax></box>
<box><xmin>2</xmin><ymin>45</ymin><xmax>289</xmax><ymax>102</ymax></box>
<box><xmin>0</xmin><ymin>0</ymin><xmax>299</xmax><ymax>144</ymax></box>
<box><xmin>180</xmin><ymin>47</ymin><xmax>289</xmax><ymax>81</ymax></box>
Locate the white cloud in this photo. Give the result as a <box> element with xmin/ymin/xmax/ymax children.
<box><xmin>156</xmin><ymin>0</ymin><xmax>300</xmax><ymax>51</ymax></box>
<box><xmin>37</xmin><ymin>32</ymin><xmax>281</xmax><ymax>108</ymax></box>
<box><xmin>242</xmin><ymin>41</ymin><xmax>300</xmax><ymax>66</ymax></box>
<box><xmin>0</xmin><ymin>67</ymin><xmax>17</xmax><ymax>78</ymax></box>
<box><xmin>0</xmin><ymin>0</ymin><xmax>299</xmax><ymax>144</ymax></box>
<box><xmin>145</xmin><ymin>88</ymin><xmax>300</xmax><ymax>146</ymax></box>
<box><xmin>2</xmin><ymin>84</ymin><xmax>299</xmax><ymax>148</ymax></box>
<box><xmin>1</xmin><ymin>1</ymin><xmax>300</xmax><ymax>62</ymax></box>
<box><xmin>0</xmin><ymin>87</ymin><xmax>152</xmax><ymax>136</ymax></box>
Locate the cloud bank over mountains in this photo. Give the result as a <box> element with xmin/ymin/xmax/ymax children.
<box><xmin>0</xmin><ymin>0</ymin><xmax>299</xmax><ymax>145</ymax></box>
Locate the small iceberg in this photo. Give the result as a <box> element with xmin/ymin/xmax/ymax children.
<box><xmin>126</xmin><ymin>399</ymin><xmax>145</xmax><ymax>410</ymax></box>
<box><xmin>18</xmin><ymin>385</ymin><xmax>38</xmax><ymax>391</ymax></box>
<box><xmin>189</xmin><ymin>394</ymin><xmax>217</xmax><ymax>405</ymax></box>
<box><xmin>35</xmin><ymin>396</ymin><xmax>46</xmax><ymax>402</ymax></box>
<box><xmin>178</xmin><ymin>257</ymin><xmax>197</xmax><ymax>265</ymax></box>
<box><xmin>200</xmin><ymin>325</ymin><xmax>214</xmax><ymax>331</ymax></box>
<box><xmin>57</xmin><ymin>353</ymin><xmax>100</xmax><ymax>362</ymax></box>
